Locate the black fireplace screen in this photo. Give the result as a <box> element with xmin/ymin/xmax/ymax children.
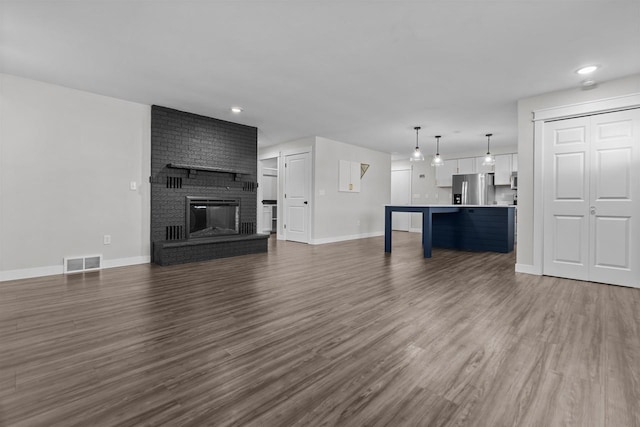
<box><xmin>186</xmin><ymin>198</ymin><xmax>239</xmax><ymax>238</ymax></box>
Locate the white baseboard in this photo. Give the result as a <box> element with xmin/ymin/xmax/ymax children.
<box><xmin>0</xmin><ymin>265</ymin><xmax>64</xmax><ymax>282</ymax></box>
<box><xmin>0</xmin><ymin>255</ymin><xmax>151</xmax><ymax>282</ymax></box>
<box><xmin>102</xmin><ymin>256</ymin><xmax>151</xmax><ymax>269</ymax></box>
<box><xmin>515</xmin><ymin>263</ymin><xmax>542</xmax><ymax>275</ymax></box>
<box><xmin>388</xmin><ymin>228</ymin><xmax>421</xmax><ymax>233</ymax></box>
<box><xmin>309</xmin><ymin>231</ymin><xmax>384</xmax><ymax>245</ymax></box>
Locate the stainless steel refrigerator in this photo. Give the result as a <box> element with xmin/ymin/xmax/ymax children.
<box><xmin>452</xmin><ymin>173</ymin><xmax>495</xmax><ymax>205</ymax></box>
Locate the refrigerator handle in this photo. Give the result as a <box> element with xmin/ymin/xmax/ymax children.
<box><xmin>462</xmin><ymin>181</ymin><xmax>468</xmax><ymax>205</ymax></box>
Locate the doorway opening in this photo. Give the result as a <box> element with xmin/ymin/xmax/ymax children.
<box><xmin>259</xmin><ymin>157</ymin><xmax>278</xmax><ymax>235</ymax></box>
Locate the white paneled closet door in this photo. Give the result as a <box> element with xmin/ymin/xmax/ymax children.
<box><xmin>543</xmin><ymin>116</ymin><xmax>591</xmax><ymax>281</ymax></box>
<box><xmin>543</xmin><ymin>109</ymin><xmax>640</xmax><ymax>288</ymax></box>
<box><xmin>589</xmin><ymin>110</ymin><xmax>640</xmax><ymax>286</ymax></box>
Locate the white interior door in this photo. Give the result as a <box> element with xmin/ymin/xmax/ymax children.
<box><xmin>543</xmin><ymin>117</ymin><xmax>591</xmax><ymax>281</ymax></box>
<box><xmin>589</xmin><ymin>110</ymin><xmax>640</xmax><ymax>287</ymax></box>
<box><xmin>391</xmin><ymin>169</ymin><xmax>411</xmax><ymax>231</ymax></box>
<box><xmin>543</xmin><ymin>109</ymin><xmax>640</xmax><ymax>288</ymax></box>
<box><xmin>283</xmin><ymin>152</ymin><xmax>311</xmax><ymax>243</ymax></box>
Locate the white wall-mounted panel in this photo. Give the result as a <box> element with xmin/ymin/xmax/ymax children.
<box><xmin>338</xmin><ymin>160</ymin><xmax>361</xmax><ymax>192</ymax></box>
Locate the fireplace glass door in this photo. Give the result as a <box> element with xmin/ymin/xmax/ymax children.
<box><xmin>187</xmin><ymin>198</ymin><xmax>240</xmax><ymax>238</ymax></box>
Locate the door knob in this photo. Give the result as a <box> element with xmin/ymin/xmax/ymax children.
<box><xmin>590</xmin><ymin>206</ymin><xmax>596</xmax><ymax>215</ymax></box>
<box><xmin>304</xmin><ymin>201</ymin><xmax>308</xmax><ymax>204</ymax></box>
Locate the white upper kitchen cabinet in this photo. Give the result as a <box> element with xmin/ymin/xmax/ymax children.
<box><xmin>457</xmin><ymin>158</ymin><xmax>475</xmax><ymax>174</ymax></box>
<box><xmin>435</xmin><ymin>159</ymin><xmax>457</xmax><ymax>187</ymax></box>
<box><xmin>493</xmin><ymin>154</ymin><xmax>512</xmax><ymax>185</ymax></box>
<box><xmin>474</xmin><ymin>157</ymin><xmax>495</xmax><ymax>173</ymax></box>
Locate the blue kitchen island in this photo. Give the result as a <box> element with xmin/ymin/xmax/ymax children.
<box><xmin>384</xmin><ymin>205</ymin><xmax>515</xmax><ymax>258</ymax></box>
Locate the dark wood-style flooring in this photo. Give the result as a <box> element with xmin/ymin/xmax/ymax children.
<box><xmin>1</xmin><ymin>233</ymin><xmax>639</xmax><ymax>426</ymax></box>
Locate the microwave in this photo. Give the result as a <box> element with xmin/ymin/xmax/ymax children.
<box><xmin>510</xmin><ymin>172</ymin><xmax>518</xmax><ymax>190</ymax></box>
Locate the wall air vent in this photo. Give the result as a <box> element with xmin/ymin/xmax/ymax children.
<box><xmin>243</xmin><ymin>182</ymin><xmax>257</xmax><ymax>192</ymax></box>
<box><xmin>240</xmin><ymin>222</ymin><xmax>256</xmax><ymax>234</ymax></box>
<box><xmin>166</xmin><ymin>176</ymin><xmax>183</xmax><ymax>189</ymax></box>
<box><xmin>165</xmin><ymin>225</ymin><xmax>183</xmax><ymax>240</ymax></box>
<box><xmin>63</xmin><ymin>255</ymin><xmax>102</xmax><ymax>274</ymax></box>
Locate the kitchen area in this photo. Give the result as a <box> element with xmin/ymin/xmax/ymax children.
<box><xmin>435</xmin><ymin>152</ymin><xmax>518</xmax><ymax>205</ymax></box>
<box><xmin>389</xmin><ymin>151</ymin><xmax>518</xmax><ymax>257</ymax></box>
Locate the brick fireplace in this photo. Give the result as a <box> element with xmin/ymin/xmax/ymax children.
<box><xmin>150</xmin><ymin>106</ymin><xmax>268</xmax><ymax>266</ymax></box>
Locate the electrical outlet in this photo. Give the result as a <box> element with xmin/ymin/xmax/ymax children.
<box><xmin>356</xmin><ymin>220</ymin><xmax>361</xmax><ymax>226</ymax></box>
<box><xmin>130</xmin><ymin>181</ymin><xmax>137</xmax><ymax>191</ymax></box>
<box><xmin>103</xmin><ymin>235</ymin><xmax>111</xmax><ymax>245</ymax></box>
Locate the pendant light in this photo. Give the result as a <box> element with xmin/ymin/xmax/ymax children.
<box><xmin>431</xmin><ymin>135</ymin><xmax>443</xmax><ymax>167</ymax></box>
<box><xmin>482</xmin><ymin>133</ymin><xmax>495</xmax><ymax>166</ymax></box>
<box><xmin>409</xmin><ymin>126</ymin><xmax>425</xmax><ymax>162</ymax></box>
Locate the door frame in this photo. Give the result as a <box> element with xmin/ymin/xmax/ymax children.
<box><xmin>532</xmin><ymin>92</ymin><xmax>640</xmax><ymax>276</ymax></box>
<box><xmin>280</xmin><ymin>147</ymin><xmax>313</xmax><ymax>242</ymax></box>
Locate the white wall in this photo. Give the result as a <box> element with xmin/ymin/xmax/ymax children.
<box><xmin>313</xmin><ymin>137</ymin><xmax>390</xmax><ymax>243</ymax></box>
<box><xmin>0</xmin><ymin>74</ymin><xmax>151</xmax><ymax>281</ymax></box>
<box><xmin>517</xmin><ymin>73</ymin><xmax>640</xmax><ymax>269</ymax></box>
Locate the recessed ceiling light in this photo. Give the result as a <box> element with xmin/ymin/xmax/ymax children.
<box><xmin>230</xmin><ymin>106</ymin><xmax>243</xmax><ymax>113</ymax></box>
<box><xmin>576</xmin><ymin>65</ymin><xmax>598</xmax><ymax>75</ymax></box>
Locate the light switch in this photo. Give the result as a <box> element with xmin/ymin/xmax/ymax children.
<box><xmin>130</xmin><ymin>181</ymin><xmax>137</xmax><ymax>191</ymax></box>
<box><xmin>319</xmin><ymin>189</ymin><xmax>326</xmax><ymax>196</ymax></box>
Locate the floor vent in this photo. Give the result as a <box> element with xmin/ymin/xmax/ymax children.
<box><xmin>63</xmin><ymin>255</ymin><xmax>103</xmax><ymax>274</ymax></box>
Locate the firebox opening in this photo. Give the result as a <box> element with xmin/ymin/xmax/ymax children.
<box><xmin>186</xmin><ymin>198</ymin><xmax>240</xmax><ymax>239</ymax></box>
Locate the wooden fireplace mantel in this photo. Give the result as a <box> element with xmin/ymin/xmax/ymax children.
<box><xmin>167</xmin><ymin>163</ymin><xmax>251</xmax><ymax>180</ymax></box>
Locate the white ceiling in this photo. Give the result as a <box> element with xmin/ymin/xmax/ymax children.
<box><xmin>2</xmin><ymin>1</ymin><xmax>639</xmax><ymax>158</ymax></box>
